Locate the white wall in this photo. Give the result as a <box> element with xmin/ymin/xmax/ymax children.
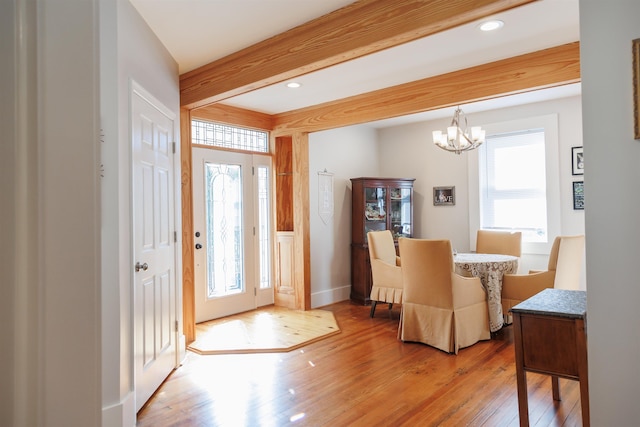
<box><xmin>2</xmin><ymin>0</ymin><xmax>102</xmax><ymax>425</ymax></box>
<box><xmin>0</xmin><ymin>2</ymin><xmax>18</xmax><ymax>423</ymax></box>
<box><xmin>580</xmin><ymin>0</ymin><xmax>640</xmax><ymax>423</ymax></box>
<box><xmin>378</xmin><ymin>96</ymin><xmax>586</xmax><ymax>284</ymax></box>
<box><xmin>101</xmin><ymin>1</ymin><xmax>181</xmax><ymax>426</ymax></box>
<box><xmin>308</xmin><ymin>126</ymin><xmax>379</xmax><ymax>307</ymax></box>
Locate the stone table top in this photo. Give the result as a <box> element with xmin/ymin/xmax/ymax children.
<box><xmin>510</xmin><ymin>288</ymin><xmax>586</xmax><ymax>319</ymax></box>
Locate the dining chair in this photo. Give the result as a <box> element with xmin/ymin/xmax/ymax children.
<box><xmin>501</xmin><ymin>235</ymin><xmax>585</xmax><ymax>320</ymax></box>
<box><xmin>476</xmin><ymin>229</ymin><xmax>522</xmax><ymax>258</ymax></box>
<box><xmin>367</xmin><ymin>230</ymin><xmax>403</xmax><ymax>317</ymax></box>
<box><xmin>397</xmin><ymin>238</ymin><xmax>490</xmax><ymax>354</ymax></box>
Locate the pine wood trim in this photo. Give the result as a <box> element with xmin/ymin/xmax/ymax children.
<box><xmin>292</xmin><ymin>132</ymin><xmax>311</xmax><ymax>310</ymax></box>
<box><xmin>191</xmin><ymin>103</ymin><xmax>273</xmax><ymax>131</ymax></box>
<box><xmin>180</xmin><ymin>107</ymin><xmax>196</xmax><ymax>343</ymax></box>
<box><xmin>275</xmin><ymin>136</ymin><xmax>294</xmax><ymax>231</ymax></box>
<box><xmin>179</xmin><ymin>0</ymin><xmax>535</xmax><ymax>109</ymax></box>
<box><xmin>272</xmin><ymin>42</ymin><xmax>581</xmax><ymax>134</ymax></box>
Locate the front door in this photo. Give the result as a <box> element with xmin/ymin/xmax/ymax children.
<box><xmin>132</xmin><ymin>86</ymin><xmax>178</xmax><ymax>412</ymax></box>
<box><xmin>192</xmin><ymin>147</ymin><xmax>272</xmax><ymax>322</ymax></box>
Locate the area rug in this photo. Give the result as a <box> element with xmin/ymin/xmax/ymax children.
<box><xmin>187</xmin><ymin>306</ymin><xmax>340</xmax><ymax>355</ymax></box>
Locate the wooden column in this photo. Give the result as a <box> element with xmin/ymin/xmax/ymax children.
<box><xmin>292</xmin><ymin>132</ymin><xmax>311</xmax><ymax>310</ymax></box>
<box><xmin>273</xmin><ymin>133</ymin><xmax>310</xmax><ymax>310</ymax></box>
<box><xmin>180</xmin><ymin>107</ymin><xmax>195</xmax><ymax>343</ymax></box>
<box><xmin>274</xmin><ymin>136</ymin><xmax>295</xmax><ymax>308</ymax></box>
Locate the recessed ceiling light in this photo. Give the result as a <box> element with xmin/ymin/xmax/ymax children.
<box><xmin>286</xmin><ymin>82</ymin><xmax>301</xmax><ymax>88</ymax></box>
<box><xmin>479</xmin><ymin>20</ymin><xmax>504</xmax><ymax>32</ymax></box>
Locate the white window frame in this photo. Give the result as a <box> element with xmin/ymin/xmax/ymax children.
<box><xmin>468</xmin><ymin>114</ymin><xmax>561</xmax><ymax>255</ymax></box>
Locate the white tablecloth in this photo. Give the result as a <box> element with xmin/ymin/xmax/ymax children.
<box><xmin>454</xmin><ymin>253</ymin><xmax>519</xmax><ymax>332</ymax></box>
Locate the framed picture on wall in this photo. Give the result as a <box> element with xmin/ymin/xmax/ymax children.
<box><xmin>433</xmin><ymin>186</ymin><xmax>455</xmax><ymax>206</ymax></box>
<box><xmin>571</xmin><ymin>146</ymin><xmax>584</xmax><ymax>175</ymax></box>
<box><xmin>573</xmin><ymin>181</ymin><xmax>584</xmax><ymax>210</ymax></box>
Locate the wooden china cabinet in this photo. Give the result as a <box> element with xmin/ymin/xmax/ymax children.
<box><xmin>350</xmin><ymin>177</ymin><xmax>415</xmax><ymax>305</ymax></box>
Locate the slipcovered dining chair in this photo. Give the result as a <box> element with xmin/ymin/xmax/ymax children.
<box><xmin>367</xmin><ymin>230</ymin><xmax>403</xmax><ymax>317</ymax></box>
<box><xmin>476</xmin><ymin>230</ymin><xmax>522</xmax><ymax>258</ymax></box>
<box><xmin>501</xmin><ymin>235</ymin><xmax>585</xmax><ymax>320</ymax></box>
<box><xmin>397</xmin><ymin>238</ymin><xmax>490</xmax><ymax>354</ymax></box>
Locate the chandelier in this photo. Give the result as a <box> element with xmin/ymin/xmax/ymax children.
<box><xmin>432</xmin><ymin>106</ymin><xmax>485</xmax><ymax>154</ymax></box>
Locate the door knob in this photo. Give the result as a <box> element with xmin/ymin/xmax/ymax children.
<box><xmin>135</xmin><ymin>262</ymin><xmax>149</xmax><ymax>272</ymax></box>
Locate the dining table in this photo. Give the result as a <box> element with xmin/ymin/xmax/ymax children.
<box><xmin>454</xmin><ymin>252</ymin><xmax>519</xmax><ymax>332</ymax></box>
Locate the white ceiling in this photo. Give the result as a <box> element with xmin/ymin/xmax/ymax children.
<box><xmin>129</xmin><ymin>0</ymin><xmax>581</xmax><ymax>128</ymax></box>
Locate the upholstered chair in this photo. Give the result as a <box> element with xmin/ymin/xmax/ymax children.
<box><xmin>367</xmin><ymin>230</ymin><xmax>403</xmax><ymax>317</ymax></box>
<box><xmin>476</xmin><ymin>230</ymin><xmax>522</xmax><ymax>258</ymax></box>
<box><xmin>501</xmin><ymin>235</ymin><xmax>585</xmax><ymax>321</ymax></box>
<box><xmin>397</xmin><ymin>238</ymin><xmax>490</xmax><ymax>354</ymax></box>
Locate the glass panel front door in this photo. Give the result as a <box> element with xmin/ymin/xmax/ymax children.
<box><xmin>204</xmin><ymin>162</ymin><xmax>244</xmax><ymax>298</ymax></box>
<box><xmin>193</xmin><ymin>148</ymin><xmax>258</xmax><ymax>322</ymax></box>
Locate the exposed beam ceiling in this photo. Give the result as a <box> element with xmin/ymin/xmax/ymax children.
<box><xmin>272</xmin><ymin>42</ymin><xmax>580</xmax><ymax>134</ymax></box>
<box><xmin>179</xmin><ymin>0</ymin><xmax>536</xmax><ymax>109</ymax></box>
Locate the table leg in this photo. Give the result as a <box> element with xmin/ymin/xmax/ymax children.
<box><xmin>551</xmin><ymin>376</ymin><xmax>561</xmax><ymax>401</ymax></box>
<box><xmin>512</xmin><ymin>314</ymin><xmax>529</xmax><ymax>427</ymax></box>
<box><xmin>576</xmin><ymin>319</ymin><xmax>590</xmax><ymax>427</ymax></box>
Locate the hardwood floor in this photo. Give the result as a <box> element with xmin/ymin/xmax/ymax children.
<box><xmin>136</xmin><ymin>301</ymin><xmax>583</xmax><ymax>427</ymax></box>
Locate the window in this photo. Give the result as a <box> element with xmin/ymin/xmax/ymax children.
<box><xmin>192</xmin><ymin>119</ymin><xmax>269</xmax><ymax>153</ymax></box>
<box><xmin>256</xmin><ymin>165</ymin><xmax>271</xmax><ymax>289</ymax></box>
<box><xmin>468</xmin><ymin>114</ymin><xmax>560</xmax><ymax>254</ymax></box>
<box><xmin>479</xmin><ymin>130</ymin><xmax>547</xmax><ymax>243</ymax></box>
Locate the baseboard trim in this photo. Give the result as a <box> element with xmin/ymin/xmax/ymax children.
<box><xmin>311</xmin><ymin>285</ymin><xmax>351</xmax><ymax>308</ymax></box>
<box><xmin>102</xmin><ymin>391</ymin><xmax>135</xmax><ymax>427</ymax></box>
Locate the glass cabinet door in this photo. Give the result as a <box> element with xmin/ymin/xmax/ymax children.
<box><xmin>390</xmin><ymin>187</ymin><xmax>411</xmax><ymax>238</ymax></box>
<box><xmin>364</xmin><ymin>187</ymin><xmax>386</xmax><ymax>235</ymax></box>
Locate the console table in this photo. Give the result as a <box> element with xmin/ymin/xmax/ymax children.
<box><xmin>511</xmin><ymin>288</ymin><xmax>589</xmax><ymax>426</ymax></box>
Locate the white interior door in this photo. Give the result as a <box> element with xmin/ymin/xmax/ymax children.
<box><xmin>193</xmin><ymin>147</ymin><xmax>262</xmax><ymax>322</ymax></box>
<box><xmin>132</xmin><ymin>86</ymin><xmax>177</xmax><ymax>412</ymax></box>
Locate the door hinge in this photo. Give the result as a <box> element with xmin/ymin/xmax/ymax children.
<box><xmin>172</xmin><ymin>142</ymin><xmax>176</xmax><ymax>154</ymax></box>
<box><xmin>254</xmin><ymin>288</ymin><xmax>257</xmax><ymax>296</ymax></box>
<box><xmin>253</xmin><ymin>226</ymin><xmax>256</xmax><ymax>236</ymax></box>
<box><xmin>252</xmin><ymin>166</ymin><xmax>255</xmax><ymax>175</ymax></box>
<box><xmin>175</xmin><ymin>320</ymin><xmax>179</xmax><ymax>332</ymax></box>
<box><xmin>174</xmin><ymin>231</ymin><xmax>177</xmax><ymax>243</ymax></box>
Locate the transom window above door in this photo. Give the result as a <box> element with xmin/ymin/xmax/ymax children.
<box><xmin>192</xmin><ymin>119</ymin><xmax>269</xmax><ymax>153</ymax></box>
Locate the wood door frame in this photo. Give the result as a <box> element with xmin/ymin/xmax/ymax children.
<box><xmin>181</xmin><ymin>111</ymin><xmax>308</xmax><ymax>343</ymax></box>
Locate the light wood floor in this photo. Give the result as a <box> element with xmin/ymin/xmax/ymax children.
<box><xmin>189</xmin><ymin>306</ymin><xmax>340</xmax><ymax>354</ymax></box>
<box><xmin>136</xmin><ymin>301</ymin><xmax>583</xmax><ymax>426</ymax></box>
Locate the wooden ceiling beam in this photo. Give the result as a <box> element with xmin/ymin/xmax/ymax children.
<box><xmin>180</xmin><ymin>0</ymin><xmax>536</xmax><ymax>109</ymax></box>
<box><xmin>271</xmin><ymin>42</ymin><xmax>581</xmax><ymax>134</ymax></box>
<box><xmin>191</xmin><ymin>103</ymin><xmax>274</xmax><ymax>131</ymax></box>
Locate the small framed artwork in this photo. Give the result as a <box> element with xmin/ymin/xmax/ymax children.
<box><xmin>633</xmin><ymin>38</ymin><xmax>640</xmax><ymax>139</ymax></box>
<box><xmin>433</xmin><ymin>186</ymin><xmax>455</xmax><ymax>206</ymax></box>
<box><xmin>573</xmin><ymin>181</ymin><xmax>584</xmax><ymax>210</ymax></box>
<box><xmin>571</xmin><ymin>146</ymin><xmax>584</xmax><ymax>176</ymax></box>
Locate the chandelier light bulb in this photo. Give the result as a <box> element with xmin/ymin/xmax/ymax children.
<box><xmin>432</xmin><ymin>130</ymin><xmax>443</xmax><ymax>146</ymax></box>
<box><xmin>447</xmin><ymin>126</ymin><xmax>457</xmax><ymax>142</ymax></box>
<box><xmin>432</xmin><ymin>107</ymin><xmax>485</xmax><ymax>154</ymax></box>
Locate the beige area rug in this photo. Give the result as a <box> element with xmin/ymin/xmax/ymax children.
<box><xmin>188</xmin><ymin>306</ymin><xmax>341</xmax><ymax>355</ymax></box>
